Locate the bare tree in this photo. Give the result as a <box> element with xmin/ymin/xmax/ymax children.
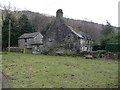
<box><xmin>0</xmin><ymin>2</ymin><xmax>12</xmax><ymax>22</ymax></box>
<box><xmin>29</xmin><ymin>12</ymin><xmax>54</xmax><ymax>32</ymax></box>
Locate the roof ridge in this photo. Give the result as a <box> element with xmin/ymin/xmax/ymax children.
<box><xmin>18</xmin><ymin>32</ymin><xmax>41</xmax><ymax>39</ymax></box>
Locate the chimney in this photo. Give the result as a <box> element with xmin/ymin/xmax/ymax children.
<box><xmin>56</xmin><ymin>9</ymin><xmax>63</xmax><ymax>20</ymax></box>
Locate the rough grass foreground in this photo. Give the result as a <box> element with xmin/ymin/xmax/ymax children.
<box><xmin>2</xmin><ymin>53</ymin><xmax>118</xmax><ymax>88</ymax></box>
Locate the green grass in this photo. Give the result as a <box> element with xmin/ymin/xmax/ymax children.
<box><xmin>2</xmin><ymin>53</ymin><xmax>118</xmax><ymax>88</ymax></box>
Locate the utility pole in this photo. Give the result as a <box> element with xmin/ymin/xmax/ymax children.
<box><xmin>8</xmin><ymin>19</ymin><xmax>11</xmax><ymax>52</ymax></box>
<box><xmin>0</xmin><ymin>10</ymin><xmax>2</xmax><ymax>53</ymax></box>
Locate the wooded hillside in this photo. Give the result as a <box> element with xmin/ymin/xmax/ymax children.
<box><xmin>1</xmin><ymin>9</ymin><xmax>118</xmax><ymax>46</ymax></box>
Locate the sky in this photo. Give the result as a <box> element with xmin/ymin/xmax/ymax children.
<box><xmin>0</xmin><ymin>0</ymin><xmax>119</xmax><ymax>27</ymax></box>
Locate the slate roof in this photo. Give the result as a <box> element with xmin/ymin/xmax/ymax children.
<box><xmin>18</xmin><ymin>32</ymin><xmax>41</xmax><ymax>39</ymax></box>
<box><xmin>67</xmin><ymin>25</ymin><xmax>86</xmax><ymax>39</ymax></box>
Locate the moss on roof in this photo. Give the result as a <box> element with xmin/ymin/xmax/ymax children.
<box><xmin>67</xmin><ymin>26</ymin><xmax>80</xmax><ymax>33</ymax></box>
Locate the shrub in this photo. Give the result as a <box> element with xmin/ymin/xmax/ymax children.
<box><xmin>106</xmin><ymin>43</ymin><xmax>120</xmax><ymax>52</ymax></box>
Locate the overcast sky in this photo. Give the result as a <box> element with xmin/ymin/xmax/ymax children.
<box><xmin>0</xmin><ymin>0</ymin><xmax>119</xmax><ymax>26</ymax></box>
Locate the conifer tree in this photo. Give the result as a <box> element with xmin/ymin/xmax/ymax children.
<box><xmin>100</xmin><ymin>21</ymin><xmax>115</xmax><ymax>49</ymax></box>
<box><xmin>18</xmin><ymin>14</ymin><xmax>33</xmax><ymax>34</ymax></box>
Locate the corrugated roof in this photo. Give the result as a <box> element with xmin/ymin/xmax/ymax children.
<box><xmin>18</xmin><ymin>32</ymin><xmax>41</xmax><ymax>39</ymax></box>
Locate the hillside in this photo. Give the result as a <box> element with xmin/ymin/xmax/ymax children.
<box><xmin>1</xmin><ymin>9</ymin><xmax>118</xmax><ymax>43</ymax></box>
<box><xmin>19</xmin><ymin>10</ymin><xmax>103</xmax><ymax>42</ymax></box>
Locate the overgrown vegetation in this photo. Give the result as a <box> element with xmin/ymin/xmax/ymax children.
<box><xmin>2</xmin><ymin>53</ymin><xmax>118</xmax><ymax>88</ymax></box>
<box><xmin>100</xmin><ymin>21</ymin><xmax>119</xmax><ymax>50</ymax></box>
<box><xmin>106</xmin><ymin>43</ymin><xmax>120</xmax><ymax>52</ymax></box>
<box><xmin>2</xmin><ymin>12</ymin><xmax>33</xmax><ymax>49</ymax></box>
<box><xmin>1</xmin><ymin>7</ymin><xmax>118</xmax><ymax>50</ymax></box>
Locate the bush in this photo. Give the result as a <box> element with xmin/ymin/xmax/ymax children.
<box><xmin>106</xmin><ymin>43</ymin><xmax>120</xmax><ymax>52</ymax></box>
<box><xmin>92</xmin><ymin>45</ymin><xmax>103</xmax><ymax>51</ymax></box>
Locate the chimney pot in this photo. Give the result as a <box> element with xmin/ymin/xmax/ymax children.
<box><xmin>56</xmin><ymin>9</ymin><xmax>63</xmax><ymax>18</ymax></box>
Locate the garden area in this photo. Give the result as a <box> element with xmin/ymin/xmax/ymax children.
<box><xmin>2</xmin><ymin>53</ymin><xmax>119</xmax><ymax>88</ymax></box>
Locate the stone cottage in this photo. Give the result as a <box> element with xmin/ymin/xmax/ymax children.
<box><xmin>18</xmin><ymin>32</ymin><xmax>43</xmax><ymax>53</ymax></box>
<box><xmin>37</xmin><ymin>9</ymin><xmax>93</xmax><ymax>55</ymax></box>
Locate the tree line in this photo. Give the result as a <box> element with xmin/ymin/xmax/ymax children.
<box><xmin>2</xmin><ymin>11</ymin><xmax>33</xmax><ymax>50</ymax></box>
<box><xmin>99</xmin><ymin>21</ymin><xmax>119</xmax><ymax>50</ymax></box>
<box><xmin>1</xmin><ymin>9</ymin><xmax>119</xmax><ymax>51</ymax></box>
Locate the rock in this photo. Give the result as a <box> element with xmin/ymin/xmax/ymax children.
<box><xmin>85</xmin><ymin>55</ymin><xmax>93</xmax><ymax>59</ymax></box>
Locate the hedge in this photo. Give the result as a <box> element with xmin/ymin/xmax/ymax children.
<box><xmin>106</xmin><ymin>43</ymin><xmax>120</xmax><ymax>52</ymax></box>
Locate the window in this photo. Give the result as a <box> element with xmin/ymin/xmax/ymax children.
<box><xmin>70</xmin><ymin>43</ymin><xmax>73</xmax><ymax>49</ymax></box>
<box><xmin>68</xmin><ymin>35</ymin><xmax>70</xmax><ymax>39</ymax></box>
<box><xmin>25</xmin><ymin>39</ymin><xmax>27</xmax><ymax>42</ymax></box>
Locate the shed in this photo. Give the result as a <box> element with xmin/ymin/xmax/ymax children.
<box><xmin>18</xmin><ymin>32</ymin><xmax>43</xmax><ymax>49</ymax></box>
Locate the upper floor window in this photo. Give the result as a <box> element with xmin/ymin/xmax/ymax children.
<box><xmin>67</xmin><ymin>35</ymin><xmax>71</xmax><ymax>39</ymax></box>
<box><xmin>25</xmin><ymin>39</ymin><xmax>27</xmax><ymax>42</ymax></box>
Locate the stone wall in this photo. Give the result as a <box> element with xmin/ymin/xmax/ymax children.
<box><xmin>40</xmin><ymin>9</ymin><xmax>93</xmax><ymax>55</ymax></box>
<box><xmin>18</xmin><ymin>33</ymin><xmax>43</xmax><ymax>49</ymax></box>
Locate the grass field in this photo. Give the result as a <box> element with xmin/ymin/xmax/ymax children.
<box><xmin>2</xmin><ymin>53</ymin><xmax>118</xmax><ymax>88</ymax></box>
